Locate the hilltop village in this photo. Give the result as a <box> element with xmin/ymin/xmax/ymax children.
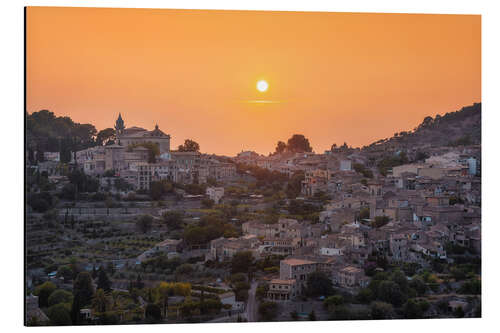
<box><xmin>25</xmin><ymin>104</ymin><xmax>481</xmax><ymax>325</ymax></box>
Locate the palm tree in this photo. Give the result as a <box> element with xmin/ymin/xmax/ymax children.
<box><xmin>157</xmin><ymin>282</ymin><xmax>169</xmax><ymax>319</ymax></box>
<box><xmin>92</xmin><ymin>289</ymin><xmax>109</xmax><ymax>314</ymax></box>
<box><xmin>111</xmin><ymin>290</ymin><xmax>121</xmax><ymax>310</ymax></box>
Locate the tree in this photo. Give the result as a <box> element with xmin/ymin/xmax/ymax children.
<box><xmin>324</xmin><ymin>295</ymin><xmax>344</xmax><ymax>308</ymax></box>
<box><xmin>359</xmin><ymin>207</ymin><xmax>370</xmax><ymax>220</ymax></box>
<box><xmin>286</xmin><ymin>134</ymin><xmax>312</xmax><ymax>153</ymax></box>
<box><xmin>145</xmin><ymin>303</ymin><xmax>162</xmax><ymax>322</ymax></box>
<box><xmin>73</xmin><ymin>272</ymin><xmax>94</xmax><ymax>307</ymax></box>
<box><xmin>274</xmin><ymin>141</ymin><xmax>287</xmax><ymax>154</ymax></box>
<box><xmin>175</xmin><ymin>263</ymin><xmax>194</xmax><ymax>276</ymax></box>
<box><xmin>150</xmin><ymin>181</ymin><xmax>165</xmax><ymax>201</ymax></box>
<box><xmin>34</xmin><ymin>281</ymin><xmax>57</xmax><ymax>308</ymax></box>
<box><xmin>67</xmin><ymin>169</ymin><xmax>99</xmax><ymax>193</ymax></box>
<box><xmin>27</xmin><ymin>110</ymin><xmax>97</xmax><ymax>163</ymax></box>
<box><xmin>57</xmin><ymin>265</ymin><xmax>73</xmax><ymax>282</ymax></box>
<box><xmin>92</xmin><ymin>289</ymin><xmax>110</xmax><ymax>314</ymax></box>
<box><xmin>29</xmin><ymin>192</ymin><xmax>53</xmax><ymax>212</ymax></box>
<box><xmin>391</xmin><ymin>270</ymin><xmax>409</xmax><ymax>293</ymax></box>
<box><xmin>370</xmin><ymin>301</ymin><xmax>394</xmax><ymax>319</ymax></box>
<box><xmin>178</xmin><ymin>139</ymin><xmax>200</xmax><ymax>152</ymax></box>
<box><xmin>201</xmin><ymin>198</ymin><xmax>215</xmax><ymax>209</ymax></box>
<box><xmin>114</xmin><ymin>177</ymin><xmax>133</xmax><ymax>191</ymax></box>
<box><xmin>415</xmin><ymin>151</ymin><xmax>429</xmax><ymax>161</ymax></box>
<box><xmin>454</xmin><ymin>306</ymin><xmax>465</xmax><ymax>318</ymax></box>
<box><xmin>356</xmin><ymin>288</ymin><xmax>374</xmax><ymax>304</ymax></box>
<box><xmin>329</xmin><ymin>305</ymin><xmax>352</xmax><ymax>320</ymax></box>
<box><xmin>306</xmin><ymin>271</ymin><xmax>334</xmax><ymax>297</ymax></box>
<box><xmin>162</xmin><ymin>210</ymin><xmax>184</xmax><ymax>230</ymax></box>
<box><xmin>258</xmin><ymin>301</ymin><xmax>278</xmax><ymax>321</ymax></box>
<box><xmin>403</xmin><ymin>299</ymin><xmax>429</xmax><ymax>319</ymax></box>
<box><xmin>409</xmin><ymin>277</ymin><xmax>427</xmax><ymax>296</ymax></box>
<box><xmin>70</xmin><ymin>292</ymin><xmax>83</xmax><ymax>325</ymax></box>
<box><xmin>157</xmin><ymin>282</ymin><xmax>170</xmax><ymax>318</ymax></box>
<box><xmin>128</xmin><ymin>142</ymin><xmax>160</xmax><ymax>163</ymax></box>
<box><xmin>69</xmin><ymin>257</ymin><xmax>82</xmax><ymax>280</ymax></box>
<box><xmin>47</xmin><ymin>303</ymin><xmax>72</xmax><ymax>325</ymax></box>
<box><xmin>372</xmin><ymin>216</ymin><xmax>390</xmax><ymax>228</ymax></box>
<box><xmin>458</xmin><ymin>278</ymin><xmax>481</xmax><ymax>295</ymax></box>
<box><xmin>285</xmin><ymin>170</ymin><xmax>305</xmax><ymax>199</ymax></box>
<box><xmin>48</xmin><ymin>289</ymin><xmax>73</xmax><ymax>307</ymax></box>
<box><xmin>378</xmin><ymin>281</ymin><xmax>405</xmax><ymax>307</ymax></box>
<box><xmin>96</xmin><ymin>128</ymin><xmax>116</xmax><ymax>146</ymax></box>
<box><xmin>172</xmin><ymin>282</ymin><xmax>191</xmax><ymax>296</ymax></box>
<box><xmin>421</xmin><ymin>116</ymin><xmax>434</xmax><ymax>128</ymax></box>
<box><xmin>96</xmin><ymin>267</ymin><xmax>112</xmax><ymax>292</ymax></box>
<box><xmin>231</xmin><ymin>251</ymin><xmax>254</xmax><ymax>274</ymax></box>
<box><xmin>136</xmin><ymin>215</ymin><xmax>153</xmax><ymax>234</ymax></box>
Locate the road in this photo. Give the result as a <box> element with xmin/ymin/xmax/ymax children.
<box><xmin>245</xmin><ymin>281</ymin><xmax>258</xmax><ymax>322</ymax></box>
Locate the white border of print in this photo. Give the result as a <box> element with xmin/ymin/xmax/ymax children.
<box><xmin>1</xmin><ymin>1</ymin><xmax>498</xmax><ymax>333</ymax></box>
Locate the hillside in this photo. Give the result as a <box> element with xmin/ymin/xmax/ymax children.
<box><xmin>363</xmin><ymin>102</ymin><xmax>481</xmax><ymax>152</ymax></box>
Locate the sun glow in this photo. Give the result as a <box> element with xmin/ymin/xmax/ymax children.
<box><xmin>256</xmin><ymin>80</ymin><xmax>268</xmax><ymax>92</ymax></box>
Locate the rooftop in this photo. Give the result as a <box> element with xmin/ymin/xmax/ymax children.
<box><xmin>282</xmin><ymin>258</ymin><xmax>316</xmax><ymax>266</ymax></box>
<box><xmin>270</xmin><ymin>279</ymin><xmax>296</xmax><ymax>285</ymax></box>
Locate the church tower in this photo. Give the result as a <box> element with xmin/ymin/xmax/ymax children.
<box><xmin>115</xmin><ymin>113</ymin><xmax>125</xmax><ymax>135</ymax></box>
<box><xmin>115</xmin><ymin>113</ymin><xmax>125</xmax><ymax>145</ymax></box>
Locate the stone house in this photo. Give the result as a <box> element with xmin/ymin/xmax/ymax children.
<box><xmin>337</xmin><ymin>266</ymin><xmax>370</xmax><ymax>288</ymax></box>
<box><xmin>267</xmin><ymin>279</ymin><xmax>298</xmax><ymax>301</ymax></box>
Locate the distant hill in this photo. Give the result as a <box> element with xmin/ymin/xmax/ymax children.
<box><xmin>363</xmin><ymin>102</ymin><xmax>481</xmax><ymax>152</ymax></box>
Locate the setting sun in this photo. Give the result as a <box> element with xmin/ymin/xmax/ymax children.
<box><xmin>257</xmin><ymin>80</ymin><xmax>269</xmax><ymax>92</ymax></box>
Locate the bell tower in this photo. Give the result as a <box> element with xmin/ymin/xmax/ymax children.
<box><xmin>115</xmin><ymin>113</ymin><xmax>125</xmax><ymax>144</ymax></box>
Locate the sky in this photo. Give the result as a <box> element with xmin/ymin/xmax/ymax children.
<box><xmin>26</xmin><ymin>7</ymin><xmax>481</xmax><ymax>156</ymax></box>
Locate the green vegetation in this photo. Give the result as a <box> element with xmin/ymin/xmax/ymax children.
<box><xmin>372</xmin><ymin>216</ymin><xmax>390</xmax><ymax>228</ymax></box>
<box><xmin>231</xmin><ymin>251</ymin><xmax>254</xmax><ymax>274</ymax></box>
<box><xmin>47</xmin><ymin>303</ymin><xmax>72</xmax><ymax>325</ymax></box>
<box><xmin>258</xmin><ymin>301</ymin><xmax>278</xmax><ymax>321</ymax></box>
<box><xmin>353</xmin><ymin>163</ymin><xmax>373</xmax><ymax>178</ymax></box>
<box><xmin>161</xmin><ymin>210</ymin><xmax>184</xmax><ymax>230</ymax></box>
<box><xmin>127</xmin><ymin>142</ymin><xmax>160</xmax><ymax>163</ymax></box>
<box><xmin>48</xmin><ymin>289</ymin><xmax>73</xmax><ymax>307</ymax></box>
<box><xmin>370</xmin><ymin>301</ymin><xmax>394</xmax><ymax>319</ymax></box>
<box><xmin>136</xmin><ymin>215</ymin><xmax>153</xmax><ymax>234</ymax></box>
<box><xmin>274</xmin><ymin>134</ymin><xmax>313</xmax><ymax>154</ymax></box>
<box><xmin>306</xmin><ymin>271</ymin><xmax>334</xmax><ymax>297</ymax></box>
<box><xmin>26</xmin><ymin>110</ymin><xmax>97</xmax><ymax>163</ymax></box>
<box><xmin>177</xmin><ymin>139</ymin><xmax>200</xmax><ymax>152</ymax></box>
<box><xmin>358</xmin><ymin>207</ymin><xmax>370</xmax><ymax>220</ymax></box>
<box><xmin>34</xmin><ymin>281</ymin><xmax>57</xmax><ymax>307</ymax></box>
<box><xmin>150</xmin><ymin>180</ymin><xmax>174</xmax><ymax>200</ymax></box>
<box><xmin>448</xmin><ymin>135</ymin><xmax>472</xmax><ymax>147</ymax></box>
<box><xmin>377</xmin><ymin>152</ymin><xmax>409</xmax><ymax>176</ymax></box>
<box><xmin>183</xmin><ymin>214</ymin><xmax>238</xmax><ymax>246</ymax></box>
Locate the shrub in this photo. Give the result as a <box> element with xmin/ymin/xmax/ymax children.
<box><xmin>258</xmin><ymin>301</ymin><xmax>278</xmax><ymax>321</ymax></box>
<box><xmin>48</xmin><ymin>290</ymin><xmax>73</xmax><ymax>307</ymax></box>
<box><xmin>47</xmin><ymin>303</ymin><xmax>72</xmax><ymax>325</ymax></box>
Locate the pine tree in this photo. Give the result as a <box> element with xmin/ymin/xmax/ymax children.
<box><xmin>70</xmin><ymin>294</ymin><xmax>82</xmax><ymax>325</ymax></box>
<box><xmin>97</xmin><ymin>267</ymin><xmax>112</xmax><ymax>293</ymax></box>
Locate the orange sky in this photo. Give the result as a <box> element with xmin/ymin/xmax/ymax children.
<box><xmin>26</xmin><ymin>7</ymin><xmax>481</xmax><ymax>156</ymax></box>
